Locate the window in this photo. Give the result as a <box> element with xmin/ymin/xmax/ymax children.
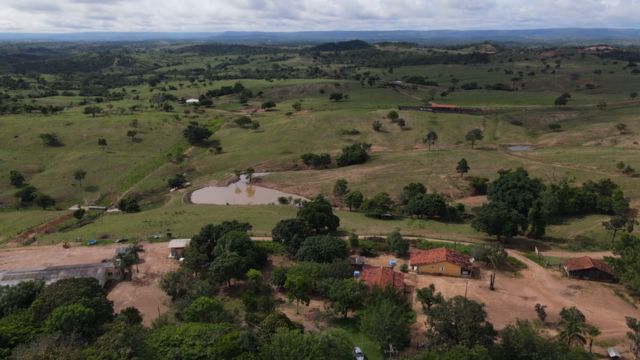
<box><xmin>439</xmin><ymin>266</ymin><xmax>444</xmax><ymax>272</ymax></box>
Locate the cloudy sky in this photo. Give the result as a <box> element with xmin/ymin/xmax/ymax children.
<box><xmin>0</xmin><ymin>0</ymin><xmax>638</xmax><ymax>33</ymax></box>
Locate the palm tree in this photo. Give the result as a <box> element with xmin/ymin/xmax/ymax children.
<box><xmin>557</xmin><ymin>307</ymin><xmax>589</xmax><ymax>348</ymax></box>
<box><xmin>423</xmin><ymin>130</ymin><xmax>438</xmax><ymax>151</ymax></box>
<box><xmin>585</xmin><ymin>325</ymin><xmax>601</xmax><ymax>353</ymax></box>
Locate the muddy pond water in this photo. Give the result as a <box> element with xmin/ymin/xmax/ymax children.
<box><xmin>190</xmin><ymin>173</ymin><xmax>307</xmax><ymax>205</ymax></box>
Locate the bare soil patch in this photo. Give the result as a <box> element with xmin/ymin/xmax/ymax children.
<box><xmin>0</xmin><ymin>242</ymin><xmax>177</xmax><ymax>326</ymax></box>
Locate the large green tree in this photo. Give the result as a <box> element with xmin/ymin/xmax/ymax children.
<box><xmin>297</xmin><ymin>195</ymin><xmax>340</xmax><ymax>233</ymax></box>
<box><xmin>272</xmin><ymin>218</ymin><xmax>313</xmax><ymax>256</ymax></box>
<box><xmin>472</xmin><ymin>202</ymin><xmax>527</xmax><ymax>242</ymax></box>
<box><xmin>296</xmin><ymin>235</ymin><xmax>348</xmax><ymax>263</ymax></box>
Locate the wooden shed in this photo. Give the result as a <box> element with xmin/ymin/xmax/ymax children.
<box><xmin>563</xmin><ymin>257</ymin><xmax>617</xmax><ymax>282</ymax></box>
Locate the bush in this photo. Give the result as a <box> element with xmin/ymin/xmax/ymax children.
<box><xmin>300</xmin><ymin>153</ymin><xmax>331</xmax><ymax>168</ymax></box>
<box><xmin>296</xmin><ymin>236</ymin><xmax>348</xmax><ymax>263</ymax></box>
<box><xmin>118</xmin><ymin>195</ymin><xmax>141</xmax><ymax>213</ymax></box>
<box><xmin>336</xmin><ymin>142</ymin><xmax>371</xmax><ymax>167</ymax></box>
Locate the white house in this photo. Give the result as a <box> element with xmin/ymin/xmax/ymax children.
<box><xmin>168</xmin><ymin>239</ymin><xmax>191</xmax><ymax>259</ymax></box>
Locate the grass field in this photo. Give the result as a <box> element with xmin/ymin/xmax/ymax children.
<box><xmin>1</xmin><ymin>44</ymin><xmax>639</xmax><ymax>253</ymax></box>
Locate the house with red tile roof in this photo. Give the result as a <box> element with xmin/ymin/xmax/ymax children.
<box><xmin>409</xmin><ymin>247</ymin><xmax>476</xmax><ymax>277</ymax></box>
<box><xmin>360</xmin><ymin>266</ymin><xmax>405</xmax><ymax>291</ymax></box>
<box><xmin>563</xmin><ymin>256</ymin><xmax>617</xmax><ymax>282</ymax></box>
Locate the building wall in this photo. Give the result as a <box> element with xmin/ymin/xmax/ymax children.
<box><xmin>413</xmin><ymin>261</ymin><xmax>461</xmax><ymax>277</ymax></box>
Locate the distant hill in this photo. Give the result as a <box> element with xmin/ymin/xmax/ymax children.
<box><xmin>1</xmin><ymin>29</ymin><xmax>640</xmax><ymax>45</ymax></box>
<box><xmin>309</xmin><ymin>40</ymin><xmax>371</xmax><ymax>51</ymax></box>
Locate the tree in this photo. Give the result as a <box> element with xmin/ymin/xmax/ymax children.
<box><xmin>423</xmin><ymin>130</ymin><xmax>438</xmax><ymax>150</ymax></box>
<box><xmin>426</xmin><ymin>296</ymin><xmax>496</xmax><ymax>351</ymax></box>
<box><xmin>416</xmin><ymin>284</ymin><xmax>444</xmax><ymax>313</ymax></box>
<box><xmin>465</xmin><ymin>129</ymin><xmax>483</xmax><ymax>149</ymax></box>
<box><xmin>97</xmin><ymin>138</ymin><xmax>107</xmax><ymax>150</ymax></box>
<box><xmin>387</xmin><ymin>230</ymin><xmax>409</xmax><ymax>257</ymax></box>
<box><xmin>488</xmin><ymin>168</ymin><xmax>543</xmax><ymax>217</ymax></box>
<box><xmin>336</xmin><ymin>142</ymin><xmax>371</xmax><ymax>167</ymax></box>
<box><xmin>557</xmin><ymin>307</ymin><xmax>590</xmax><ymax>348</ymax></box>
<box><xmin>272</xmin><ymin>218</ymin><xmax>313</xmax><ymax>256</ymax></box>
<box><xmin>596</xmin><ymin>101</ymin><xmax>607</xmax><ymax>111</ymax></box>
<box><xmin>397</xmin><ymin>118</ymin><xmax>406</xmax><ymax>129</ymax></box>
<box><xmin>535</xmin><ymin>303</ymin><xmax>547</xmax><ymax>323</ymax></box>
<box><xmin>167</xmin><ymin>173</ymin><xmax>187</xmax><ymax>188</ymax></box>
<box><xmin>182</xmin><ymin>121</ymin><xmax>212</xmax><ymax>145</ymax></box>
<box><xmin>30</xmin><ymin>278</ymin><xmax>113</xmax><ymax>325</ymax></box>
<box><xmin>344</xmin><ymin>191</ymin><xmax>364</xmax><ymax>211</ymax></box>
<box><xmin>296</xmin><ymin>235</ymin><xmax>348</xmax><ymax>263</ymax></box>
<box><xmin>361</xmin><ymin>192</ymin><xmax>394</xmax><ymax>218</ymax></box>
<box><xmin>387</xmin><ymin>110</ymin><xmax>399</xmax><ymax>121</ymax></box>
<box><xmin>456</xmin><ymin>158</ymin><xmax>470</xmax><ymax>177</ymax></box>
<box><xmin>372</xmin><ymin>120</ymin><xmax>382</xmax><ymax>132</ymax></box>
<box><xmin>359</xmin><ymin>297</ymin><xmax>414</xmax><ymax>350</ymax></box>
<box><xmin>602</xmin><ymin>216</ymin><xmax>628</xmax><ymax>241</ymax></box>
<box><xmin>328</xmin><ymin>279</ymin><xmax>367</xmax><ymax>318</ymax></box>
<box><xmin>210</xmin><ymin>251</ymin><xmax>245</xmax><ymax>287</ymax></box>
<box><xmin>0</xmin><ymin>280</ymin><xmax>44</xmax><ymax>316</ymax></box>
<box><xmin>300</xmin><ymin>153</ymin><xmax>331</xmax><ymax>168</ymax></box>
<box><xmin>297</xmin><ymin>195</ymin><xmax>340</xmax><ymax>233</ymax></box>
<box><xmin>292</xmin><ymin>102</ymin><xmax>302</xmax><ymax>112</ymax></box>
<box><xmin>494</xmin><ymin>319</ymin><xmax>584</xmax><ymax>360</ymax></box>
<box><xmin>9</xmin><ymin>170</ymin><xmax>25</xmax><ymax>187</ymax></box>
<box><xmin>333</xmin><ymin>179</ymin><xmax>349</xmax><ymax>198</ymax></box>
<box><xmin>45</xmin><ymin>303</ymin><xmax>97</xmax><ymax>339</ymax></box>
<box><xmin>39</xmin><ymin>133</ymin><xmax>63</xmax><ymax>147</ymax></box>
<box><xmin>626</xmin><ymin>317</ymin><xmax>640</xmax><ymax>359</ymax></box>
<box><xmin>72</xmin><ymin>169</ymin><xmax>87</xmax><ymax>187</ymax></box>
<box><xmin>34</xmin><ymin>193</ymin><xmax>56</xmax><ymax>210</ymax></box>
<box><xmin>329</xmin><ymin>92</ymin><xmax>344</xmax><ymax>102</ymax></box>
<box><xmin>83</xmin><ymin>106</ymin><xmax>103</xmax><ymax>117</ymax></box>
<box><xmin>182</xmin><ymin>296</ymin><xmax>230</xmax><ymax>323</ymax></box>
<box><xmin>472</xmin><ymin>202</ymin><xmax>527</xmax><ymax>242</ymax></box>
<box><xmin>554</xmin><ymin>94</ymin><xmax>569</xmax><ymax>106</ymax></box>
<box><xmin>399</xmin><ymin>182</ymin><xmax>427</xmax><ymax>205</ymax></box>
<box><xmin>631</xmin><ymin>91</ymin><xmax>638</xmax><ymax>100</ymax></box>
<box><xmin>261</xmin><ymin>101</ymin><xmax>276</xmax><ymax>110</ymax></box>
<box><xmin>159</xmin><ymin>268</ymin><xmax>193</xmax><ymax>300</ymax></box>
<box><xmin>126</xmin><ymin>130</ymin><xmax>137</xmax><ymax>142</ymax></box>
<box><xmin>527</xmin><ymin>199</ymin><xmax>547</xmax><ymax>239</ymax></box>
<box><xmin>15</xmin><ymin>185</ymin><xmax>38</xmax><ymax>206</ymax></box>
<box><xmin>405</xmin><ymin>193</ymin><xmax>448</xmax><ymax>219</ymax></box>
<box><xmin>284</xmin><ymin>273</ymin><xmax>312</xmax><ymax>314</ymax></box>
<box><xmin>608</xmin><ymin>234</ymin><xmax>640</xmax><ymax>294</ymax></box>
<box><xmin>117</xmin><ymin>195</ymin><xmax>140</xmax><ymax>213</ymax></box>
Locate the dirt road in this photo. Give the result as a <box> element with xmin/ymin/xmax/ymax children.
<box><xmin>0</xmin><ymin>242</ymin><xmax>177</xmax><ymax>326</ymax></box>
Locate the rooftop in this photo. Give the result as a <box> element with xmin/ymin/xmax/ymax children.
<box><xmin>360</xmin><ymin>266</ymin><xmax>405</xmax><ymax>290</ymax></box>
<box><xmin>409</xmin><ymin>247</ymin><xmax>473</xmax><ymax>269</ymax></box>
<box><xmin>0</xmin><ymin>262</ymin><xmax>115</xmax><ymax>287</ymax></box>
<box><xmin>168</xmin><ymin>238</ymin><xmax>191</xmax><ymax>248</ymax></box>
<box><xmin>564</xmin><ymin>256</ymin><xmax>614</xmax><ymax>275</ymax></box>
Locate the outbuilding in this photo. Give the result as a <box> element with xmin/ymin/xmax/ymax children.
<box><xmin>0</xmin><ymin>262</ymin><xmax>120</xmax><ymax>288</ymax></box>
<box><xmin>563</xmin><ymin>256</ymin><xmax>617</xmax><ymax>282</ymax></box>
<box><xmin>168</xmin><ymin>238</ymin><xmax>191</xmax><ymax>259</ymax></box>
<box><xmin>185</xmin><ymin>98</ymin><xmax>200</xmax><ymax>104</ymax></box>
<box><xmin>359</xmin><ymin>266</ymin><xmax>406</xmax><ymax>292</ymax></box>
<box><xmin>409</xmin><ymin>248</ymin><xmax>476</xmax><ymax>277</ymax></box>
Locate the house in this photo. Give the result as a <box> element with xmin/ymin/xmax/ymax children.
<box><xmin>359</xmin><ymin>266</ymin><xmax>405</xmax><ymax>291</ymax></box>
<box><xmin>428</xmin><ymin>102</ymin><xmax>459</xmax><ymax>111</ymax></box>
<box><xmin>185</xmin><ymin>98</ymin><xmax>200</xmax><ymax>104</ymax></box>
<box><xmin>168</xmin><ymin>238</ymin><xmax>191</xmax><ymax>259</ymax></box>
<box><xmin>0</xmin><ymin>262</ymin><xmax>120</xmax><ymax>288</ymax></box>
<box><xmin>409</xmin><ymin>248</ymin><xmax>476</xmax><ymax>277</ymax></box>
<box><xmin>563</xmin><ymin>257</ymin><xmax>617</xmax><ymax>282</ymax></box>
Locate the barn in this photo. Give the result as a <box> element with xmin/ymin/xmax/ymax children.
<box><xmin>563</xmin><ymin>256</ymin><xmax>617</xmax><ymax>282</ymax></box>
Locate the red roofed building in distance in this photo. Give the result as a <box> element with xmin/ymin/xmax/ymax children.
<box><xmin>409</xmin><ymin>247</ymin><xmax>476</xmax><ymax>277</ymax></box>
<box><xmin>563</xmin><ymin>256</ymin><xmax>617</xmax><ymax>282</ymax></box>
<box><xmin>359</xmin><ymin>266</ymin><xmax>405</xmax><ymax>291</ymax></box>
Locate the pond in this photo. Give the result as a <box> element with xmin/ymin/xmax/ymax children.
<box><xmin>507</xmin><ymin>145</ymin><xmax>532</xmax><ymax>151</ymax></box>
<box><xmin>190</xmin><ymin>173</ymin><xmax>307</xmax><ymax>205</ymax></box>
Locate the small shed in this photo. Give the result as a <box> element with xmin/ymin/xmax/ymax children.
<box><xmin>168</xmin><ymin>238</ymin><xmax>191</xmax><ymax>259</ymax></box>
<box><xmin>564</xmin><ymin>257</ymin><xmax>617</xmax><ymax>282</ymax></box>
<box><xmin>185</xmin><ymin>98</ymin><xmax>200</xmax><ymax>104</ymax></box>
<box><xmin>349</xmin><ymin>256</ymin><xmax>365</xmax><ymax>271</ymax></box>
<box><xmin>359</xmin><ymin>266</ymin><xmax>405</xmax><ymax>292</ymax></box>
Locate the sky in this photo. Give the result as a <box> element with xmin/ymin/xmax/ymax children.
<box><xmin>0</xmin><ymin>0</ymin><xmax>639</xmax><ymax>33</ymax></box>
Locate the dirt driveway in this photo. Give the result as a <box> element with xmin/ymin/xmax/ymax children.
<box><xmin>366</xmin><ymin>252</ymin><xmax>639</xmax><ymax>344</ymax></box>
<box><xmin>0</xmin><ymin>242</ymin><xmax>177</xmax><ymax>326</ymax></box>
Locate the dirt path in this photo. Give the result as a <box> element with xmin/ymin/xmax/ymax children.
<box><xmin>9</xmin><ymin>213</ymin><xmax>73</xmax><ymax>246</ymax></box>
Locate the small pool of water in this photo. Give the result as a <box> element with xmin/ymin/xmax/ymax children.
<box><xmin>508</xmin><ymin>145</ymin><xmax>532</xmax><ymax>151</ymax></box>
<box><xmin>190</xmin><ymin>173</ymin><xmax>307</xmax><ymax>205</ymax></box>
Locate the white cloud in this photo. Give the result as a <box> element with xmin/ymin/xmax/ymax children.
<box><xmin>0</xmin><ymin>0</ymin><xmax>638</xmax><ymax>32</ymax></box>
